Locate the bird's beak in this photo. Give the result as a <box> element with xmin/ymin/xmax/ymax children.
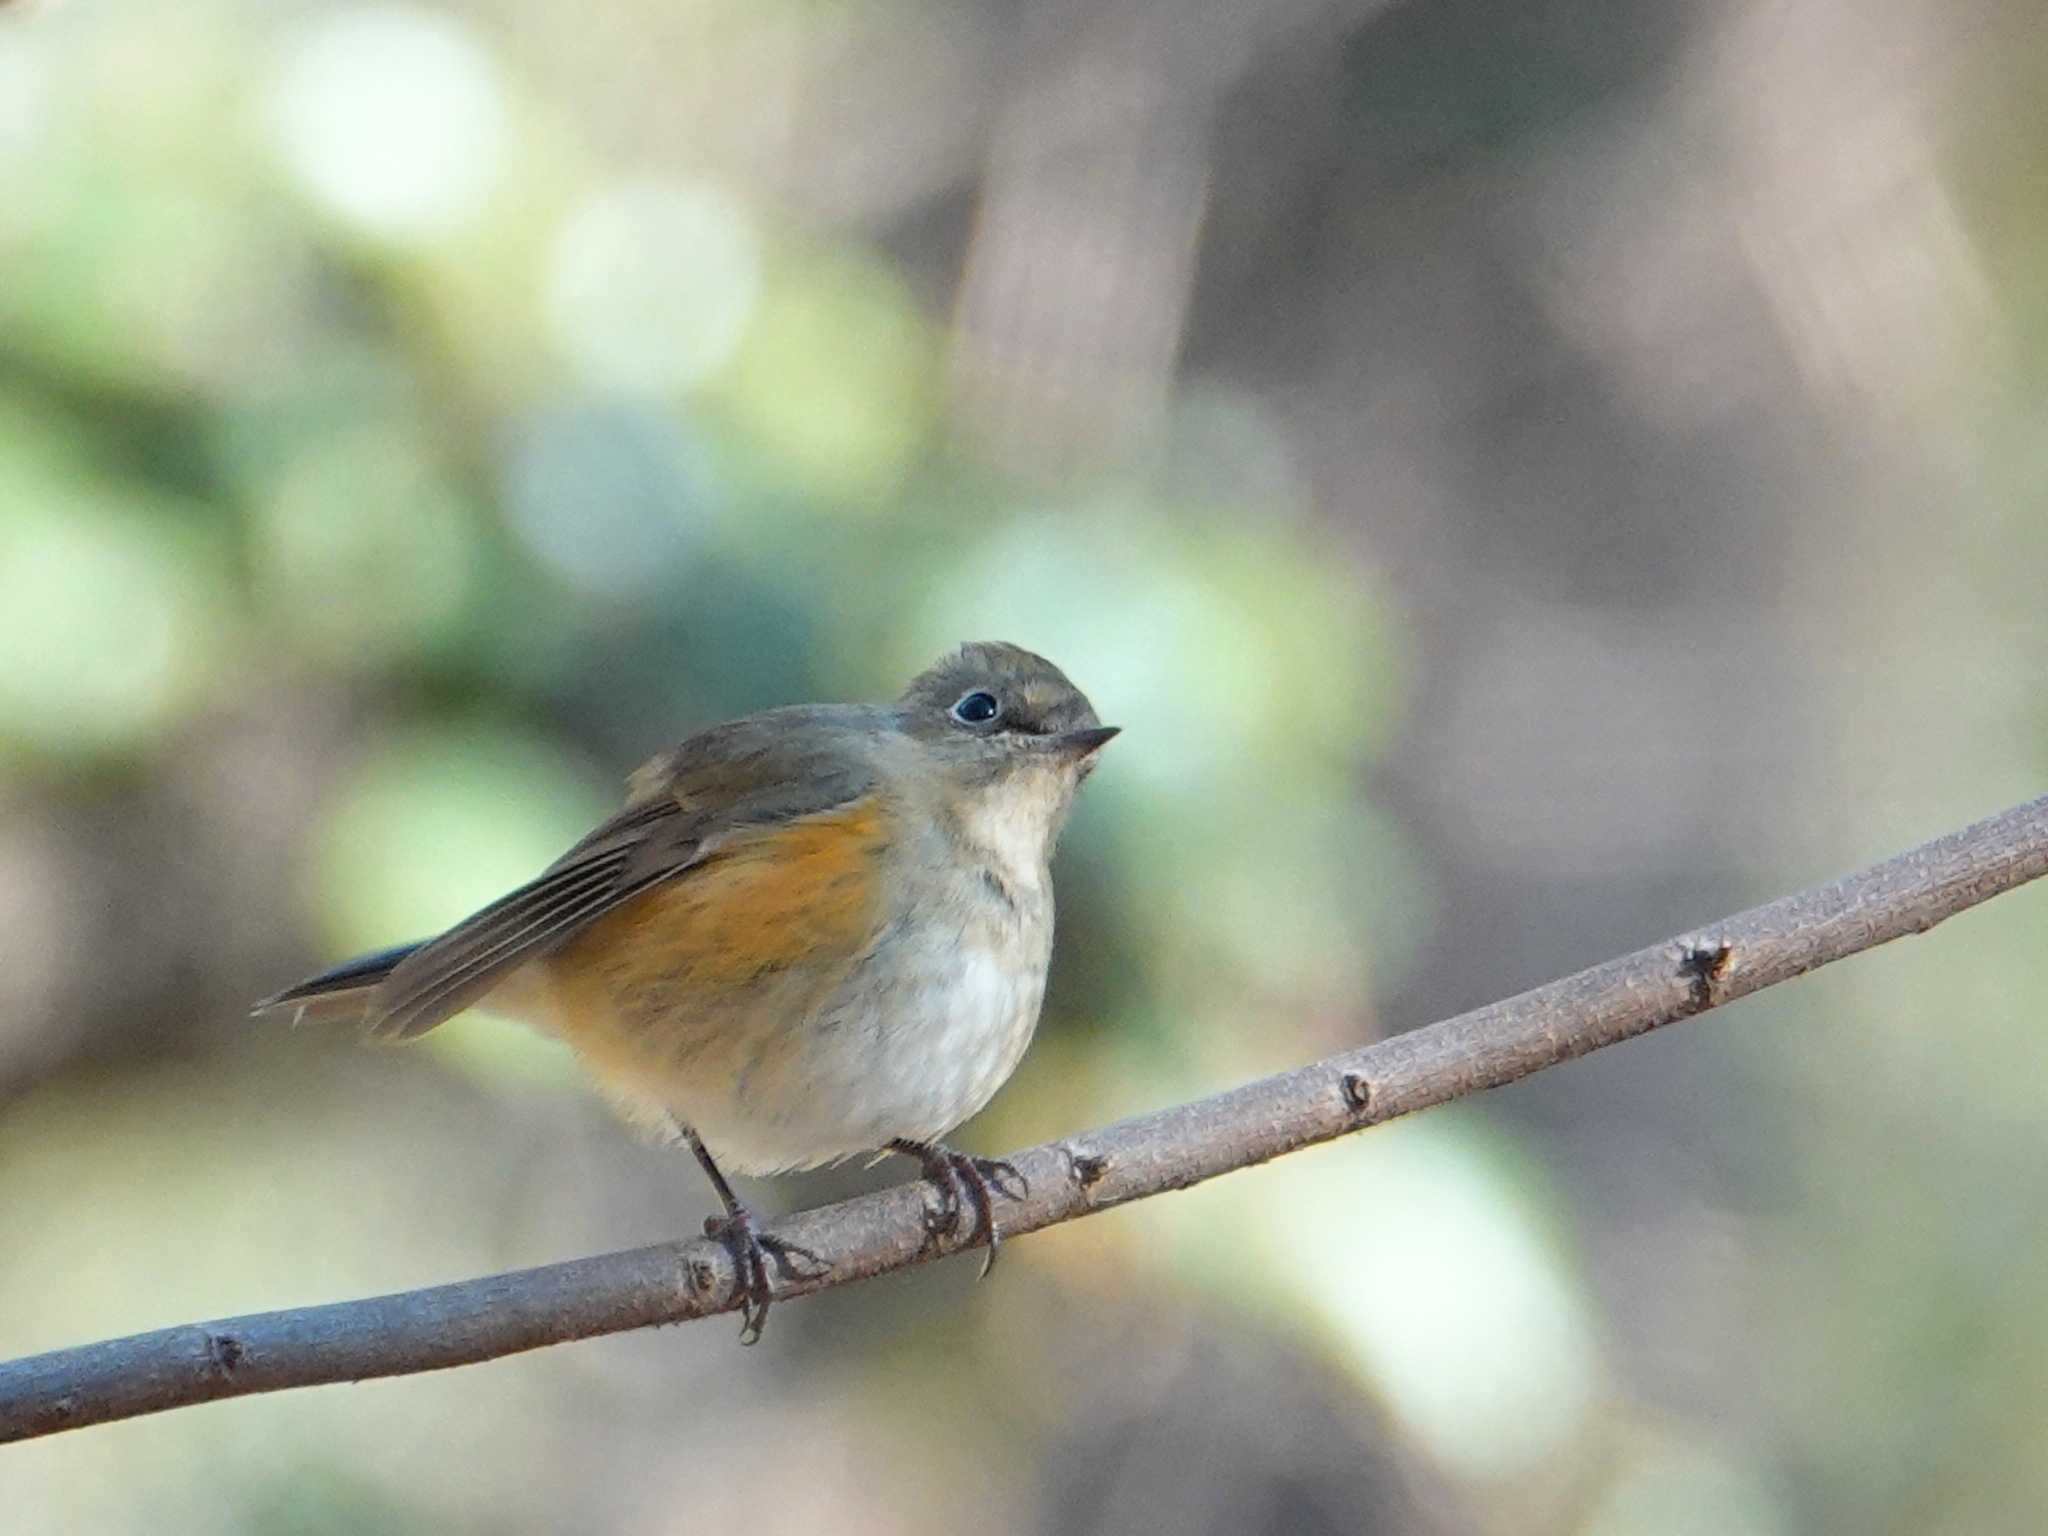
<box><xmin>1053</xmin><ymin>725</ymin><xmax>1120</xmax><ymax>759</ymax></box>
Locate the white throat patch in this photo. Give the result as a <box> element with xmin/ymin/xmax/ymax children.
<box><xmin>959</xmin><ymin>767</ymin><xmax>1067</xmax><ymax>892</ymax></box>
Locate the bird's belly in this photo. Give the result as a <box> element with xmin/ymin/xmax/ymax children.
<box><xmin>516</xmin><ymin>910</ymin><xmax>1051</xmax><ymax>1176</ymax></box>
<box><xmin>719</xmin><ymin>935</ymin><xmax>1046</xmax><ymax>1172</ymax></box>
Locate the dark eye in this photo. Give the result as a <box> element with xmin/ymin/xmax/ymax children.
<box><xmin>951</xmin><ymin>690</ymin><xmax>1000</xmax><ymax>725</ymax></box>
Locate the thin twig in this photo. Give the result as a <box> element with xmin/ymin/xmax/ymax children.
<box><xmin>5</xmin><ymin>793</ymin><xmax>2047</xmax><ymax>1444</ymax></box>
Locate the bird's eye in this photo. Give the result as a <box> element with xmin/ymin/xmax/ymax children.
<box><xmin>951</xmin><ymin>690</ymin><xmax>1000</xmax><ymax>725</ymax></box>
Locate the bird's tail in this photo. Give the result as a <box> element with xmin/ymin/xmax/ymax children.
<box><xmin>251</xmin><ymin>942</ymin><xmax>423</xmax><ymax>1026</ymax></box>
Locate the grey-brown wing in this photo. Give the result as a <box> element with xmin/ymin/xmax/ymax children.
<box><xmin>364</xmin><ymin>797</ymin><xmax>698</xmax><ymax>1039</ymax></box>
<box><xmin>364</xmin><ymin>712</ymin><xmax>880</xmax><ymax>1040</ymax></box>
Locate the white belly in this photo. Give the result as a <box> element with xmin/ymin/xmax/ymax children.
<box><xmin>674</xmin><ymin>927</ymin><xmax>1050</xmax><ymax>1174</ymax></box>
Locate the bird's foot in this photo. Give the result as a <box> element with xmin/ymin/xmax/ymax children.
<box><xmin>701</xmin><ymin>1206</ymin><xmax>820</xmax><ymax>1344</ymax></box>
<box><xmin>890</xmin><ymin>1139</ymin><xmax>1028</xmax><ymax>1279</ymax></box>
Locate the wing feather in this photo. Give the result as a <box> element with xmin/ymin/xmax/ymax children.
<box><xmin>359</xmin><ymin>718</ymin><xmax>880</xmax><ymax>1040</ymax></box>
<box><xmin>367</xmin><ymin>859</ymin><xmax>636</xmax><ymax>1039</ymax></box>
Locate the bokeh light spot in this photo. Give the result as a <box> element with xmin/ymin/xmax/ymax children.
<box><xmin>501</xmin><ymin>400</ymin><xmax>716</xmax><ymax>596</ymax></box>
<box><xmin>544</xmin><ymin>181</ymin><xmax>759</xmax><ymax>393</ymax></box>
<box><xmin>1250</xmin><ymin>1120</ymin><xmax>1600</xmax><ymax>1478</ymax></box>
<box><xmin>712</xmin><ymin>248</ymin><xmax>933</xmax><ymax>503</ymax></box>
<box><xmin>1582</xmin><ymin>1444</ymin><xmax>1790</xmax><ymax>1536</ymax></box>
<box><xmin>0</xmin><ymin>28</ymin><xmax>51</xmax><ymax>169</ymax></box>
<box><xmin>264</xmin><ymin>6</ymin><xmax>506</xmax><ymax>242</ymax></box>
<box><xmin>0</xmin><ymin>499</ymin><xmax>224</xmax><ymax>759</ymax></box>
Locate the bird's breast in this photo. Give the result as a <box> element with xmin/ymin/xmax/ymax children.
<box><xmin>506</xmin><ymin>795</ymin><xmax>1059</xmax><ymax>1173</ymax></box>
<box><xmin>831</xmin><ymin>862</ymin><xmax>1053</xmax><ymax>1147</ymax></box>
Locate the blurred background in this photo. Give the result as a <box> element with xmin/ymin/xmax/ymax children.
<box><xmin>4</xmin><ymin>0</ymin><xmax>2048</xmax><ymax>1529</ymax></box>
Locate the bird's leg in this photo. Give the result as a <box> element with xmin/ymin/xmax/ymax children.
<box><xmin>887</xmin><ymin>1138</ymin><xmax>1028</xmax><ymax>1279</ymax></box>
<box><xmin>669</xmin><ymin>1119</ymin><xmax>817</xmax><ymax>1344</ymax></box>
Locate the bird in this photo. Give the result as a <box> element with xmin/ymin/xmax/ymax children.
<box><xmin>255</xmin><ymin>641</ymin><xmax>1116</xmax><ymax>1339</ymax></box>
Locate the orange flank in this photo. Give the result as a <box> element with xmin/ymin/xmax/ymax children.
<box><xmin>544</xmin><ymin>795</ymin><xmax>894</xmax><ymax>1047</ymax></box>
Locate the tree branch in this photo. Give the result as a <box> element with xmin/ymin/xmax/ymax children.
<box><xmin>7</xmin><ymin>793</ymin><xmax>2048</xmax><ymax>1443</ymax></box>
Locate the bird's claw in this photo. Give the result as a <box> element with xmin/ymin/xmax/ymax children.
<box><xmin>702</xmin><ymin>1207</ymin><xmax>820</xmax><ymax>1344</ymax></box>
<box><xmin>897</xmin><ymin>1141</ymin><xmax>1028</xmax><ymax>1279</ymax></box>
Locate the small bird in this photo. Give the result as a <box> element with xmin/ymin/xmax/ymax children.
<box><xmin>256</xmin><ymin>642</ymin><xmax>1115</xmax><ymax>1338</ymax></box>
